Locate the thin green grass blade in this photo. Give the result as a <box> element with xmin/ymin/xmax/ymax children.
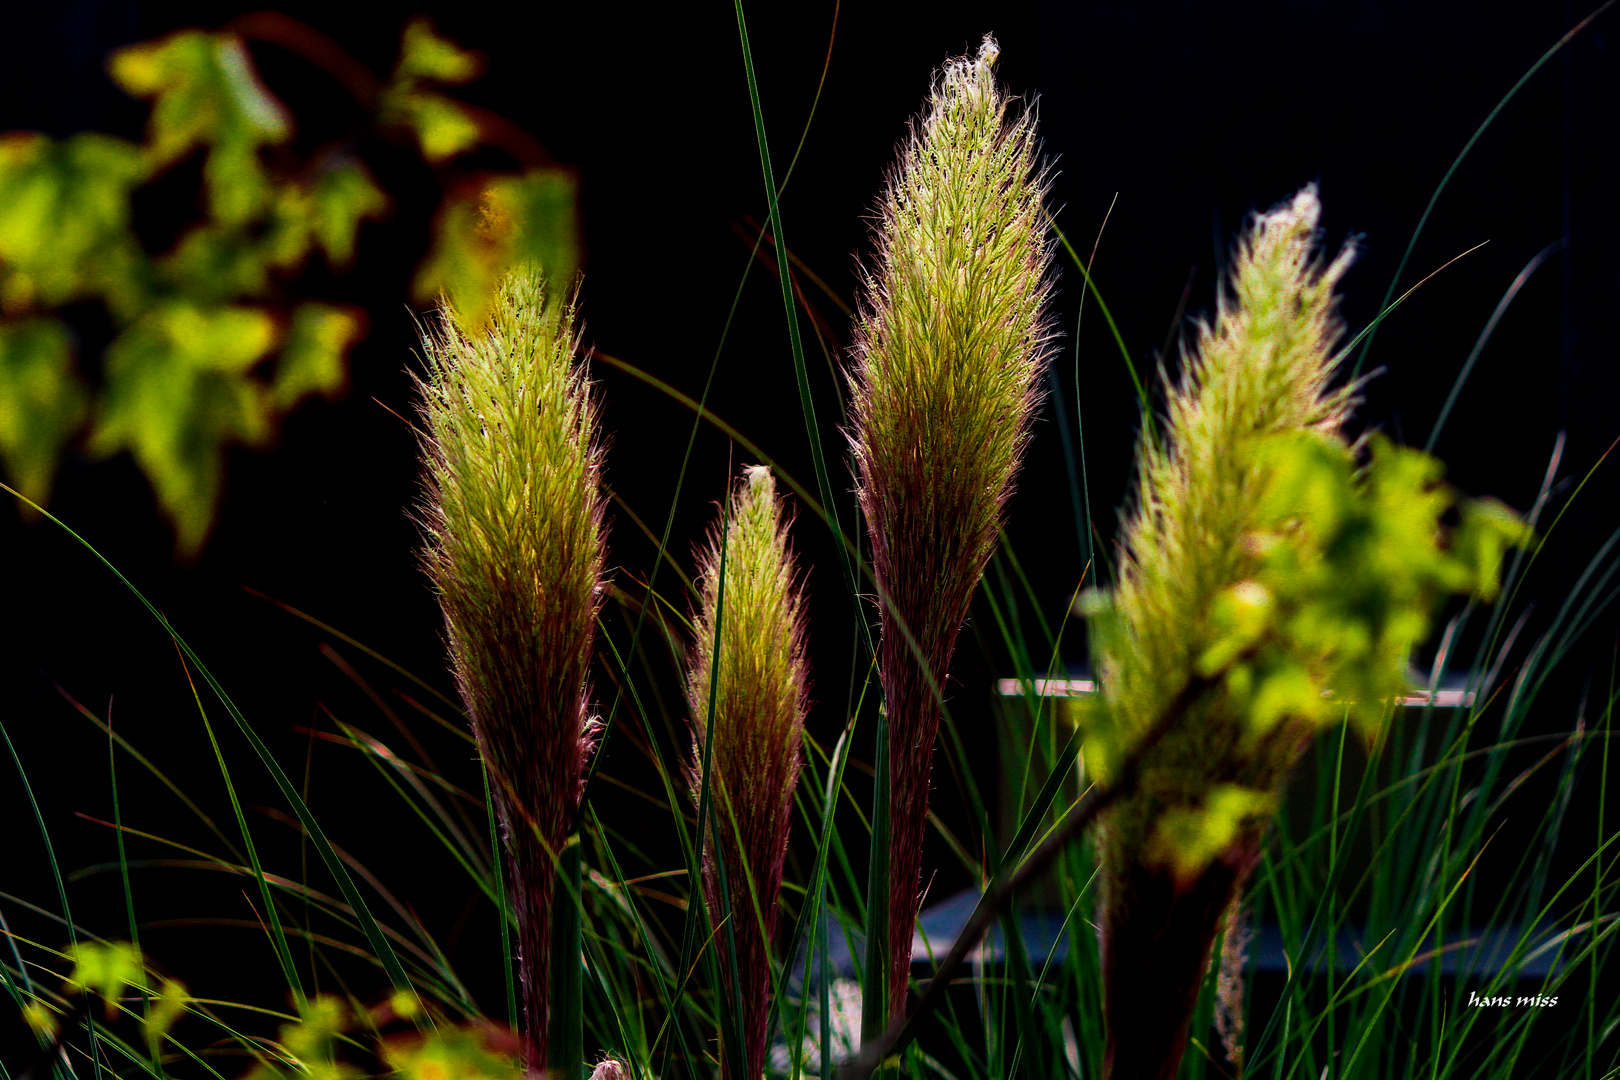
<box><xmin>1425</xmin><ymin>239</ymin><xmax>1562</xmax><ymax>453</ymax></box>
<box><xmin>172</xmin><ymin>645</ymin><xmax>307</xmax><ymax>1009</ymax></box>
<box><xmin>1351</xmin><ymin>0</ymin><xmax>1618</xmax><ymax>378</ymax></box>
<box><xmin>1</xmin><ymin>485</ymin><xmax>422</xmax><ymax>1007</ymax></box>
<box><xmin>482</xmin><ymin>765</ymin><xmax>518</xmax><ymax>1037</ymax></box>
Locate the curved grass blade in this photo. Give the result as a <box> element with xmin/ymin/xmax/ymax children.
<box><xmin>0</xmin><ymin>484</ymin><xmax>422</xmax><ymax>1009</ymax></box>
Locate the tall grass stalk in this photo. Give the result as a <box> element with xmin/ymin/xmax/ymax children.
<box><xmin>415</xmin><ymin>267</ymin><xmax>606</xmax><ymax>1076</ymax></box>
<box><xmin>1092</xmin><ymin>188</ymin><xmax>1358</xmax><ymax>1080</ymax></box>
<box><xmin>686</xmin><ymin>464</ymin><xmax>810</xmax><ymax>1080</ymax></box>
<box><xmin>849</xmin><ymin>33</ymin><xmax>1054</xmax><ymax>1028</ymax></box>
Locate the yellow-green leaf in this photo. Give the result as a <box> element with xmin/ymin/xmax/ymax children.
<box><xmin>384</xmin><ymin>1025</ymin><xmax>521</xmax><ymax>1080</ymax></box>
<box><xmin>1454</xmin><ymin>497</ymin><xmax>1535</xmax><ymax>603</ymax></box>
<box><xmin>144</xmin><ymin>978</ymin><xmax>189</xmax><ymax>1056</ymax></box>
<box><xmin>0</xmin><ymin>132</ymin><xmax>148</xmax><ymax>310</ymax></box>
<box><xmin>486</xmin><ymin>168</ymin><xmax>581</xmax><ymax>289</ymax></box>
<box><xmin>1196</xmin><ymin>579</ymin><xmax>1274</xmax><ymax>676</ymax></box>
<box><xmin>309</xmin><ymin>158</ymin><xmax>389</xmax><ymax>269</ymax></box>
<box><xmin>0</xmin><ymin>317</ymin><xmax>87</xmax><ymax>506</ymax></box>
<box><xmin>275</xmin><ymin>303</ymin><xmax>361</xmax><ymax>408</ymax></box>
<box><xmin>1146</xmin><ymin>785</ymin><xmax>1276</xmax><ymax>883</ymax></box>
<box><xmin>67</xmin><ymin>941</ymin><xmax>147</xmax><ymax>1001</ymax></box>
<box><xmin>414</xmin><ymin>190</ymin><xmax>501</xmax><ymax>330</ymax></box>
<box><xmin>92</xmin><ymin>302</ymin><xmax>278</xmax><ymax>554</ymax></box>
<box><xmin>396</xmin><ymin>17</ymin><xmax>483</xmax><ymax>85</ymax></box>
<box><xmin>111</xmin><ymin>31</ymin><xmax>290</xmax><ymax>166</ymax></box>
<box><xmin>400</xmin><ymin>93</ymin><xmax>482</xmax><ymax>164</ymax></box>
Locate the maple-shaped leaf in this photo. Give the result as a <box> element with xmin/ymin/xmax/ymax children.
<box><xmin>307</xmin><ymin>156</ymin><xmax>389</xmax><ymax>269</ymax></box>
<box><xmin>0</xmin><ymin>132</ymin><xmax>150</xmax><ymax>312</ymax></box>
<box><xmin>0</xmin><ymin>317</ymin><xmax>87</xmax><ymax>507</ymax></box>
<box><xmin>91</xmin><ymin>301</ymin><xmax>278</xmax><ymax>554</ymax></box>
<box><xmin>415</xmin><ymin>169</ymin><xmax>580</xmax><ymax>330</ymax></box>
<box><xmin>110</xmin><ymin>31</ymin><xmax>291</xmax><ymax>225</ymax></box>
<box><xmin>274</xmin><ymin>302</ymin><xmax>362</xmax><ymax>408</ymax></box>
<box><xmin>381</xmin><ymin>18</ymin><xmax>484</xmax><ymax>164</ymax></box>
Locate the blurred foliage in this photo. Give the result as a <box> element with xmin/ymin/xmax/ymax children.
<box><xmin>28</xmin><ymin>941</ymin><xmax>524</xmax><ymax>1080</ymax></box>
<box><xmin>1076</xmin><ymin>431</ymin><xmax>1531</xmax><ymax>878</ymax></box>
<box><xmin>0</xmin><ymin>15</ymin><xmax>579</xmax><ymax>555</ymax></box>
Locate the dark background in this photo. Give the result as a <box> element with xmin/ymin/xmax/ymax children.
<box><xmin>2</xmin><ymin>0</ymin><xmax>1616</xmax><ymax>1057</ymax></box>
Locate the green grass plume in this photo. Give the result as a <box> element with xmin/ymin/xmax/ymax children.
<box><xmin>849</xmin><ymin>33</ymin><xmax>1054</xmax><ymax>1024</ymax></box>
<box><xmin>415</xmin><ymin>266</ymin><xmax>606</xmax><ymax>1075</ymax></box>
<box><xmin>687</xmin><ymin>464</ymin><xmax>810</xmax><ymax>1080</ymax></box>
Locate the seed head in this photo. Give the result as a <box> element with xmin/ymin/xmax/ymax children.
<box><xmin>848</xmin><ymin>33</ymin><xmax>1055</xmax><ymax>1023</ymax></box>
<box><xmin>415</xmin><ymin>265</ymin><xmax>607</xmax><ymax>1071</ymax></box>
<box><xmin>688</xmin><ymin>464</ymin><xmax>810</xmax><ymax>1080</ymax></box>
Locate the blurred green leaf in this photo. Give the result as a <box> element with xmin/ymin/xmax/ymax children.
<box><xmin>91</xmin><ymin>302</ymin><xmax>278</xmax><ymax>555</ymax></box>
<box><xmin>274</xmin><ymin>302</ymin><xmax>361</xmax><ymax>409</ymax></box>
<box><xmin>1453</xmin><ymin>496</ymin><xmax>1535</xmax><ymax>603</ymax></box>
<box><xmin>396</xmin><ymin>17</ymin><xmax>483</xmax><ymax>85</ymax></box>
<box><xmin>489</xmin><ymin>169</ymin><xmax>582</xmax><ymax>289</ymax></box>
<box><xmin>110</xmin><ymin>31</ymin><xmax>290</xmax><ymax>224</ymax></box>
<box><xmin>384</xmin><ymin>1024</ymin><xmax>521</xmax><ymax>1080</ymax></box>
<box><xmin>398</xmin><ymin>94</ymin><xmax>482</xmax><ymax>164</ymax></box>
<box><xmin>111</xmin><ymin>31</ymin><xmax>290</xmax><ymax>164</ymax></box>
<box><xmin>162</xmin><ymin>224</ymin><xmax>272</xmax><ymax>301</ymax></box>
<box><xmin>1146</xmin><ymin>785</ymin><xmax>1276</xmax><ymax>884</ymax></box>
<box><xmin>0</xmin><ymin>318</ymin><xmax>86</xmax><ymax>506</ymax></box>
<box><xmin>308</xmin><ymin>157</ymin><xmax>390</xmax><ymax>269</ymax></box>
<box><xmin>66</xmin><ymin>940</ymin><xmax>147</xmax><ymax>1001</ymax></box>
<box><xmin>382</xmin><ymin>18</ymin><xmax>485</xmax><ymax>164</ymax></box>
<box><xmin>416</xmin><ymin>169</ymin><xmax>580</xmax><ymax>331</ymax></box>
<box><xmin>0</xmin><ymin>132</ymin><xmax>149</xmax><ymax>311</ymax></box>
<box><xmin>143</xmin><ymin>977</ymin><xmax>189</xmax><ymax>1057</ymax></box>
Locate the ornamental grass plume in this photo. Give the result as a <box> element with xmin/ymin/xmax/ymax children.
<box><xmin>1092</xmin><ymin>188</ymin><xmax>1357</xmax><ymax>1080</ymax></box>
<box><xmin>1084</xmin><ymin>187</ymin><xmax>1528</xmax><ymax>1080</ymax></box>
<box><xmin>848</xmin><ymin>34</ymin><xmax>1054</xmax><ymax>1026</ymax></box>
<box><xmin>686</xmin><ymin>464</ymin><xmax>810</xmax><ymax>1080</ymax></box>
<box><xmin>415</xmin><ymin>266</ymin><xmax>606</xmax><ymax>1077</ymax></box>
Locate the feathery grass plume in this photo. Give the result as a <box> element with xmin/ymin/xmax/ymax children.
<box><xmin>1083</xmin><ymin>186</ymin><xmax>1528</xmax><ymax>1080</ymax></box>
<box><xmin>415</xmin><ymin>265</ymin><xmax>605</xmax><ymax>1077</ymax></box>
<box><xmin>848</xmin><ymin>33</ymin><xmax>1054</xmax><ymax>1025</ymax></box>
<box><xmin>686</xmin><ymin>464</ymin><xmax>810</xmax><ymax>1080</ymax></box>
<box><xmin>1089</xmin><ymin>187</ymin><xmax>1356</xmax><ymax>1080</ymax></box>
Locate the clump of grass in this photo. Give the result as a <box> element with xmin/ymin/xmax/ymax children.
<box><xmin>686</xmin><ymin>464</ymin><xmax>810</xmax><ymax>1080</ymax></box>
<box><xmin>415</xmin><ymin>266</ymin><xmax>606</xmax><ymax>1076</ymax></box>
<box><xmin>848</xmin><ymin>32</ymin><xmax>1054</xmax><ymax>1027</ymax></box>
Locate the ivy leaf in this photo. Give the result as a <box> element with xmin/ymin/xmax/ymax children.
<box><xmin>91</xmin><ymin>302</ymin><xmax>278</xmax><ymax>555</ymax></box>
<box><xmin>110</xmin><ymin>31</ymin><xmax>291</xmax><ymax>225</ymax></box>
<box><xmin>143</xmin><ymin>978</ymin><xmax>189</xmax><ymax>1058</ymax></box>
<box><xmin>67</xmin><ymin>941</ymin><xmax>148</xmax><ymax>1007</ymax></box>
<box><xmin>1453</xmin><ymin>497</ymin><xmax>1535</xmax><ymax>603</ymax></box>
<box><xmin>307</xmin><ymin>157</ymin><xmax>389</xmax><ymax>269</ymax></box>
<box><xmin>274</xmin><ymin>302</ymin><xmax>362</xmax><ymax>409</ymax></box>
<box><xmin>487</xmin><ymin>168</ymin><xmax>582</xmax><ymax>289</ymax></box>
<box><xmin>0</xmin><ymin>318</ymin><xmax>87</xmax><ymax>507</ymax></box>
<box><xmin>162</xmin><ymin>224</ymin><xmax>272</xmax><ymax>301</ymax></box>
<box><xmin>383</xmin><ymin>1024</ymin><xmax>521</xmax><ymax>1080</ymax></box>
<box><xmin>398</xmin><ymin>94</ymin><xmax>482</xmax><ymax>164</ymax></box>
<box><xmin>1145</xmin><ymin>784</ymin><xmax>1277</xmax><ymax>885</ymax></box>
<box><xmin>0</xmin><ymin>132</ymin><xmax>149</xmax><ymax>312</ymax></box>
<box><xmin>415</xmin><ymin>169</ymin><xmax>581</xmax><ymax>330</ymax></box>
<box><xmin>395</xmin><ymin>17</ymin><xmax>483</xmax><ymax>84</ymax></box>
<box><xmin>383</xmin><ymin>18</ymin><xmax>485</xmax><ymax>165</ymax></box>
